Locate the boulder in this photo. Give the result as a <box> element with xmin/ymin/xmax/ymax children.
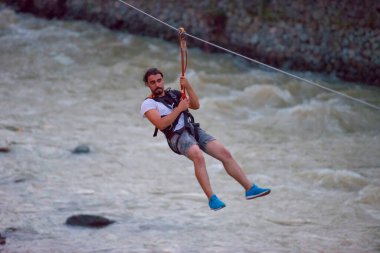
<box><xmin>72</xmin><ymin>145</ymin><xmax>90</xmax><ymax>154</ymax></box>
<box><xmin>0</xmin><ymin>147</ymin><xmax>10</xmax><ymax>153</ymax></box>
<box><xmin>66</xmin><ymin>214</ymin><xmax>115</xmax><ymax>228</ymax></box>
<box><xmin>0</xmin><ymin>233</ymin><xmax>6</xmax><ymax>245</ymax></box>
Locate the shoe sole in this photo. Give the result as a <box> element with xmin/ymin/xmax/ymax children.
<box><xmin>246</xmin><ymin>189</ymin><xmax>271</xmax><ymax>200</ymax></box>
<box><xmin>211</xmin><ymin>205</ymin><xmax>226</xmax><ymax>211</ymax></box>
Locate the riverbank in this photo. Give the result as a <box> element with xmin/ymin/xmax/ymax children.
<box><xmin>3</xmin><ymin>0</ymin><xmax>380</xmax><ymax>86</ymax></box>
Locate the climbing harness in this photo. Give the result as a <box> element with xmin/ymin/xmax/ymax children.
<box><xmin>149</xmin><ymin>89</ymin><xmax>182</xmax><ymax>138</ymax></box>
<box><xmin>117</xmin><ymin>0</ymin><xmax>380</xmax><ymax>111</ymax></box>
<box><xmin>148</xmin><ymin>89</ymin><xmax>200</xmax><ymax>154</ymax></box>
<box><xmin>178</xmin><ymin>27</ymin><xmax>188</xmax><ymax>100</ymax></box>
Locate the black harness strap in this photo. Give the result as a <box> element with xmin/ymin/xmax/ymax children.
<box><xmin>153</xmin><ymin>127</ymin><xmax>159</xmax><ymax>137</ymax></box>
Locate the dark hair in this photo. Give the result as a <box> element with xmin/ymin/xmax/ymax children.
<box><xmin>143</xmin><ymin>68</ymin><xmax>163</xmax><ymax>83</ymax></box>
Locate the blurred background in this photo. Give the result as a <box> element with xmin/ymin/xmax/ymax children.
<box><xmin>1</xmin><ymin>1</ymin><xmax>380</xmax><ymax>253</ymax></box>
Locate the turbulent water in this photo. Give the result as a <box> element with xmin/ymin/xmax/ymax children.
<box><xmin>1</xmin><ymin>7</ymin><xmax>380</xmax><ymax>253</ymax></box>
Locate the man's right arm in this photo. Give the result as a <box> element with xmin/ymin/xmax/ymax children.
<box><xmin>144</xmin><ymin>99</ymin><xmax>189</xmax><ymax>130</ymax></box>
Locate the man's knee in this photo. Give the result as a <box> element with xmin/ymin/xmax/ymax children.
<box><xmin>187</xmin><ymin>145</ymin><xmax>205</xmax><ymax>163</ymax></box>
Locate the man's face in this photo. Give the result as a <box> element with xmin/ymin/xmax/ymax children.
<box><xmin>146</xmin><ymin>73</ymin><xmax>164</xmax><ymax>96</ymax></box>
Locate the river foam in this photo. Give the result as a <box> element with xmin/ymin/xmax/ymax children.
<box><xmin>0</xmin><ymin>7</ymin><xmax>379</xmax><ymax>253</ymax></box>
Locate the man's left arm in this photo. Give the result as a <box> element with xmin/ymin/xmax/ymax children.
<box><xmin>180</xmin><ymin>76</ymin><xmax>200</xmax><ymax>110</ymax></box>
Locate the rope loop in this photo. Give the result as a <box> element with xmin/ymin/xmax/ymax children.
<box><xmin>178</xmin><ymin>27</ymin><xmax>188</xmax><ymax>99</ymax></box>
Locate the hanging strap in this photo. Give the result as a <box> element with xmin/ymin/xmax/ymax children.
<box><xmin>178</xmin><ymin>27</ymin><xmax>188</xmax><ymax>100</ymax></box>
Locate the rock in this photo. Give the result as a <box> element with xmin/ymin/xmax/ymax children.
<box><xmin>5</xmin><ymin>227</ymin><xmax>17</xmax><ymax>233</ymax></box>
<box><xmin>72</xmin><ymin>145</ymin><xmax>90</xmax><ymax>154</ymax></box>
<box><xmin>66</xmin><ymin>214</ymin><xmax>115</xmax><ymax>228</ymax></box>
<box><xmin>4</xmin><ymin>125</ymin><xmax>22</xmax><ymax>132</ymax></box>
<box><xmin>14</xmin><ymin>178</ymin><xmax>26</xmax><ymax>183</ymax></box>
<box><xmin>0</xmin><ymin>147</ymin><xmax>10</xmax><ymax>153</ymax></box>
<box><xmin>0</xmin><ymin>233</ymin><xmax>5</xmax><ymax>245</ymax></box>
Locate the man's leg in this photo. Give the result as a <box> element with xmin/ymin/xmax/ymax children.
<box><xmin>186</xmin><ymin>144</ymin><xmax>214</xmax><ymax>199</ymax></box>
<box><xmin>205</xmin><ymin>140</ymin><xmax>253</xmax><ymax>191</ymax></box>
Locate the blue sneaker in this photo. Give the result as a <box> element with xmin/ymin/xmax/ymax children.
<box><xmin>209</xmin><ymin>194</ymin><xmax>226</xmax><ymax>211</ymax></box>
<box><xmin>245</xmin><ymin>184</ymin><xmax>271</xmax><ymax>200</ymax></box>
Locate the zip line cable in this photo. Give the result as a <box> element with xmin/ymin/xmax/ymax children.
<box><xmin>116</xmin><ymin>0</ymin><xmax>380</xmax><ymax>111</ymax></box>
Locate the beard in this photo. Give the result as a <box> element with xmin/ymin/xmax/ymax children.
<box><xmin>153</xmin><ymin>87</ymin><xmax>164</xmax><ymax>96</ymax></box>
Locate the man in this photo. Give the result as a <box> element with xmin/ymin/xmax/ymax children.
<box><xmin>140</xmin><ymin>67</ymin><xmax>270</xmax><ymax>211</ymax></box>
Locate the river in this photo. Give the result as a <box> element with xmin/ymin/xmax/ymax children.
<box><xmin>1</xmin><ymin>7</ymin><xmax>380</xmax><ymax>253</ymax></box>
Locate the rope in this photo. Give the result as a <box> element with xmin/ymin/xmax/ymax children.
<box><xmin>178</xmin><ymin>27</ymin><xmax>188</xmax><ymax>99</ymax></box>
<box><xmin>178</xmin><ymin>27</ymin><xmax>188</xmax><ymax>77</ymax></box>
<box><xmin>116</xmin><ymin>0</ymin><xmax>380</xmax><ymax>111</ymax></box>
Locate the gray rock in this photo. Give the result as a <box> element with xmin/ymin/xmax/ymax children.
<box><xmin>66</xmin><ymin>214</ymin><xmax>115</xmax><ymax>228</ymax></box>
<box><xmin>72</xmin><ymin>145</ymin><xmax>90</xmax><ymax>154</ymax></box>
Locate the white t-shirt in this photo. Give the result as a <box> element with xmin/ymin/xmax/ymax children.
<box><xmin>140</xmin><ymin>98</ymin><xmax>185</xmax><ymax>131</ymax></box>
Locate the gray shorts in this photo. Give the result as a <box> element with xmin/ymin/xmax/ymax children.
<box><xmin>168</xmin><ymin>126</ymin><xmax>215</xmax><ymax>156</ymax></box>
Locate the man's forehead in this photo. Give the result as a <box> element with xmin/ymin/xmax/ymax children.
<box><xmin>148</xmin><ymin>74</ymin><xmax>162</xmax><ymax>81</ymax></box>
